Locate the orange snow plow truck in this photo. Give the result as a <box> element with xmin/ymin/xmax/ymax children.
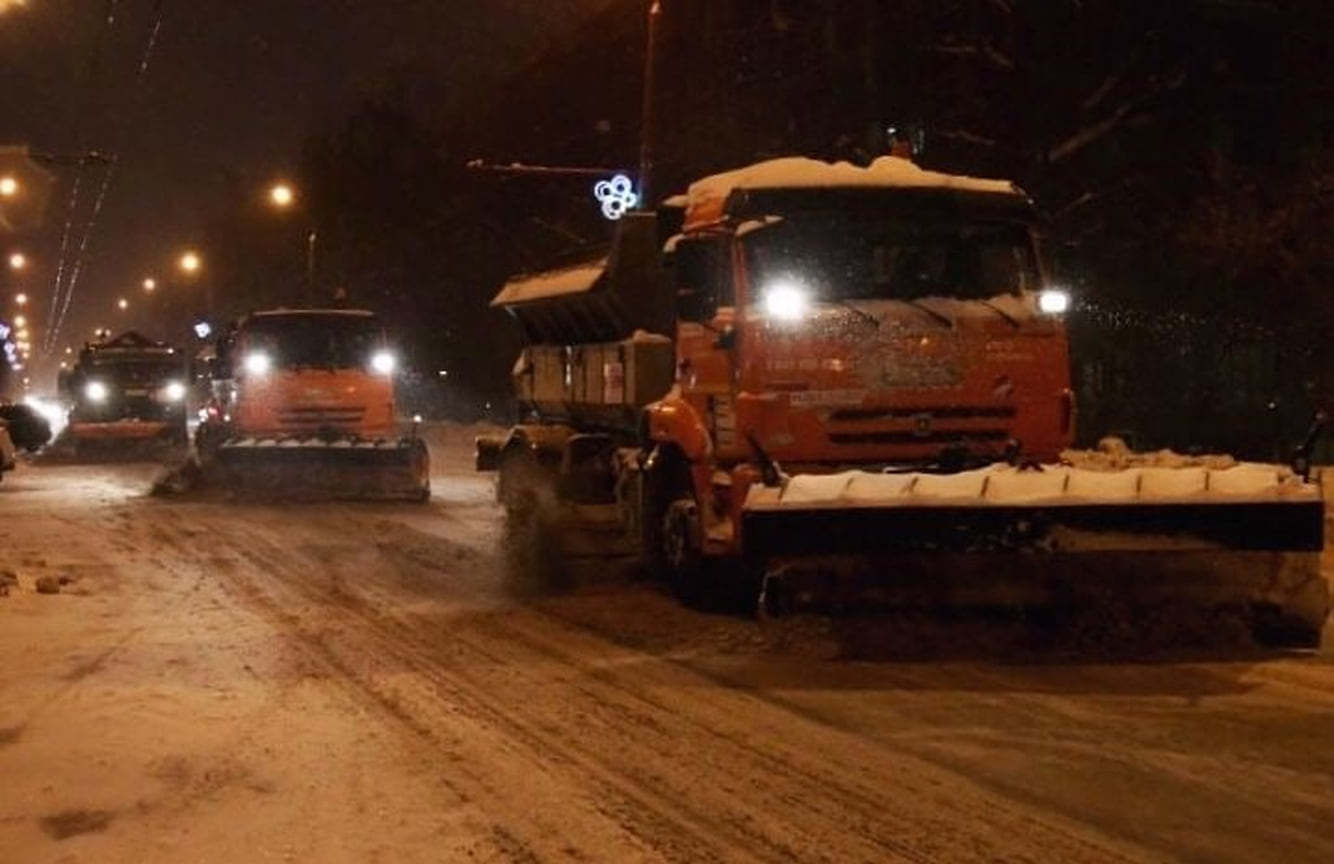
<box><xmin>195</xmin><ymin>308</ymin><xmax>430</xmax><ymax>500</ymax></box>
<box><xmin>478</xmin><ymin>157</ymin><xmax>1328</xmax><ymax>647</ymax></box>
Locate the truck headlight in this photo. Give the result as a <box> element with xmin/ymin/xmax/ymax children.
<box><xmin>85</xmin><ymin>381</ymin><xmax>109</xmax><ymax>403</ymax></box>
<box><xmin>762</xmin><ymin>280</ymin><xmax>810</xmax><ymax>322</ymax></box>
<box><xmin>163</xmin><ymin>381</ymin><xmax>187</xmax><ymax>402</ymax></box>
<box><xmin>1038</xmin><ymin>289</ymin><xmax>1071</xmax><ymax>315</ymax></box>
<box><xmin>370</xmin><ymin>350</ymin><xmax>396</xmax><ymax>375</ymax></box>
<box><xmin>243</xmin><ymin>351</ymin><xmax>272</xmax><ymax>376</ymax></box>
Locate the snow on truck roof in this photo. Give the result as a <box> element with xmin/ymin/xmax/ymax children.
<box><xmin>685</xmin><ymin>156</ymin><xmax>1024</xmax><ymax>227</ymax></box>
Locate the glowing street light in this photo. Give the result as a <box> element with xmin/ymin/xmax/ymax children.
<box><xmin>0</xmin><ymin>176</ymin><xmax>17</xmax><ymax>198</ymax></box>
<box><xmin>13</xmin><ymin>314</ymin><xmax>25</xmax><ymax>327</ymax></box>
<box><xmin>263</xmin><ymin>182</ymin><xmax>317</xmax><ymax>305</ymax></box>
<box><xmin>269</xmin><ymin>183</ymin><xmax>295</xmax><ymax>208</ymax></box>
<box><xmin>117</xmin><ymin>297</ymin><xmax>129</xmax><ymax>311</ymax></box>
<box><xmin>7</xmin><ymin>252</ymin><xmax>26</xmax><ymax>270</ymax></box>
<box><xmin>14</xmin><ymin>293</ymin><xmax>27</xmax><ymax>306</ymax></box>
<box><xmin>142</xmin><ymin>277</ymin><xmax>157</xmax><ymax>292</ymax></box>
<box><xmin>179</xmin><ymin>251</ymin><xmax>201</xmax><ymax>274</ymax></box>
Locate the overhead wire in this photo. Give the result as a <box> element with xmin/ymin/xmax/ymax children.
<box><xmin>40</xmin><ymin>171</ymin><xmax>84</xmax><ymax>354</ymax></box>
<box><xmin>43</xmin><ymin>0</ymin><xmax>167</xmax><ymax>354</ymax></box>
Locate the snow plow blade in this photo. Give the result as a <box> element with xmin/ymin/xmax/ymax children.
<box><xmin>45</xmin><ymin>423</ymin><xmax>187</xmax><ymax>462</ymax></box>
<box><xmin>743</xmin><ymin>464</ymin><xmax>1328</xmax><ymax>648</ymax></box>
<box><xmin>211</xmin><ymin>436</ymin><xmax>430</xmax><ymax>501</ymax></box>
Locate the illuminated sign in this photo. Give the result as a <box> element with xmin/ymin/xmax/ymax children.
<box><xmin>594</xmin><ymin>174</ymin><xmax>638</xmax><ymax>221</ymax></box>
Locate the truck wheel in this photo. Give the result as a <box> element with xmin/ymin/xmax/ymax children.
<box><xmin>661</xmin><ymin>496</ymin><xmax>710</xmax><ymax>607</ymax></box>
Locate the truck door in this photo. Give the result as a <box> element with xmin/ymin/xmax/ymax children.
<box><xmin>671</xmin><ymin>234</ymin><xmax>740</xmax><ymax>457</ymax></box>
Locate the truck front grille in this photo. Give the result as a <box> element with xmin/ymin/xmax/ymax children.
<box><xmin>824</xmin><ymin>404</ymin><xmax>1016</xmax><ymax>447</ymax></box>
<box><xmin>276</xmin><ymin>407</ymin><xmax>366</xmax><ymax>428</ymax></box>
<box><xmin>828</xmin><ymin>405</ymin><xmax>1015</xmax><ymax>423</ymax></box>
<box><xmin>827</xmin><ymin>429</ymin><xmax>1013</xmax><ymax>446</ymax></box>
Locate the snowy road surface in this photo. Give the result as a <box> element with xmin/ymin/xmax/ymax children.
<box><xmin>1</xmin><ymin>429</ymin><xmax>1332</xmax><ymax>863</ymax></box>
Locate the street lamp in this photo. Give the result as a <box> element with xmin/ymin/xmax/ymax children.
<box><xmin>117</xmin><ymin>297</ymin><xmax>129</xmax><ymax>311</ymax></box>
<box><xmin>7</xmin><ymin>251</ymin><xmax>25</xmax><ymax>270</ymax></box>
<box><xmin>176</xmin><ymin>249</ymin><xmax>213</xmax><ymax>319</ymax></box>
<box><xmin>142</xmin><ymin>277</ymin><xmax>156</xmax><ymax>292</ymax></box>
<box><xmin>0</xmin><ymin>176</ymin><xmax>17</xmax><ymax>198</ymax></box>
<box><xmin>14</xmin><ymin>293</ymin><xmax>27</xmax><ymax>306</ymax></box>
<box><xmin>269</xmin><ymin>182</ymin><xmax>295</xmax><ymax>208</ymax></box>
<box><xmin>265</xmin><ymin>182</ymin><xmax>317</xmax><ymax>305</ymax></box>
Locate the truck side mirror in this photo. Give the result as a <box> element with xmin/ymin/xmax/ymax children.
<box><xmin>676</xmin><ymin>288</ymin><xmax>715</xmax><ymax>323</ymax></box>
<box><xmin>713</xmin><ymin>326</ymin><xmax>737</xmax><ymax>351</ymax></box>
<box><xmin>672</xmin><ymin>240</ymin><xmax>719</xmax><ymax>323</ymax></box>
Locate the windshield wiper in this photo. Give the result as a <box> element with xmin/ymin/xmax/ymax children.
<box><xmin>904</xmin><ymin>298</ymin><xmax>953</xmax><ymax>328</ymax></box>
<box><xmin>979</xmin><ymin>299</ymin><xmax>1022</xmax><ymax>329</ymax></box>
<box><xmin>836</xmin><ymin>299</ymin><xmax>880</xmax><ymax>328</ymax></box>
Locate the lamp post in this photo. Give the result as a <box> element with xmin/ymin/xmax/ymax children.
<box><xmin>267</xmin><ymin>181</ymin><xmax>317</xmax><ymax>306</ymax></box>
<box><xmin>177</xmin><ymin>249</ymin><xmax>209</xmax><ymax>323</ymax></box>
<box><xmin>637</xmin><ymin>1</ymin><xmax>663</xmax><ymax>207</ymax></box>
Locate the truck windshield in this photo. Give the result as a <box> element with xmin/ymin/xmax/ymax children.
<box><xmin>244</xmin><ymin>314</ymin><xmax>383</xmax><ymax>370</ymax></box>
<box><xmin>743</xmin><ymin>216</ymin><xmax>1040</xmax><ymax>303</ymax></box>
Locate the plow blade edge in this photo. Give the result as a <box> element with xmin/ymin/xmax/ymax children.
<box><xmin>213</xmin><ymin>436</ymin><xmax>430</xmax><ymax>500</ymax></box>
<box><xmin>742</xmin><ymin>464</ymin><xmax>1328</xmax><ymax>648</ymax></box>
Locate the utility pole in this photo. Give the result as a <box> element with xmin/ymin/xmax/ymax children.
<box><xmin>637</xmin><ymin>1</ymin><xmax>663</xmax><ymax>208</ymax></box>
<box><xmin>863</xmin><ymin>0</ymin><xmax>883</xmax><ymax>156</ymax></box>
<box><xmin>306</xmin><ymin>230</ymin><xmax>318</xmax><ymax>306</ymax></box>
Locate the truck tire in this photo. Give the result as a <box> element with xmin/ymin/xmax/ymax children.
<box><xmin>639</xmin><ymin>446</ymin><xmax>690</xmax><ymax>585</ymax></box>
<box><xmin>641</xmin><ymin>445</ymin><xmax>758</xmax><ymax>613</ymax></box>
<box><xmin>661</xmin><ymin>496</ymin><xmax>709</xmax><ymax>607</ymax></box>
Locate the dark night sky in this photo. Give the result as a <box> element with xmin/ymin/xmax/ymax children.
<box><xmin>0</xmin><ymin>0</ymin><xmax>609</xmax><ymax>356</ymax></box>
